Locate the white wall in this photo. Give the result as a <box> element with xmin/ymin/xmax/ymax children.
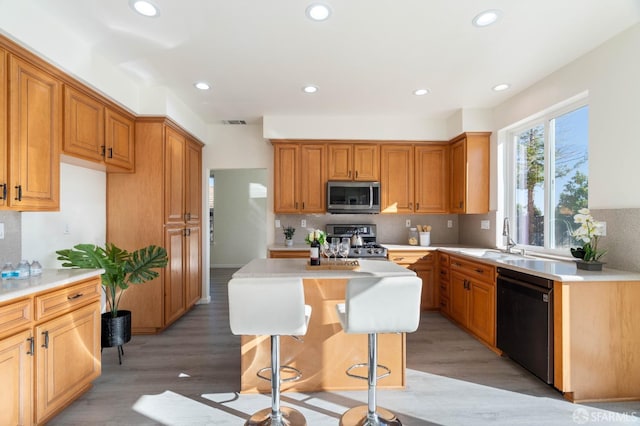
<box><xmin>21</xmin><ymin>161</ymin><xmax>106</xmax><ymax>268</ymax></box>
<box><xmin>210</xmin><ymin>169</ymin><xmax>268</xmax><ymax>267</ymax></box>
<box><xmin>492</xmin><ymin>23</ymin><xmax>640</xmax><ymax>209</ymax></box>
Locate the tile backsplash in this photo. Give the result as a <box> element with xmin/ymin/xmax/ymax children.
<box><xmin>0</xmin><ymin>211</ymin><xmax>21</xmax><ymax>266</ymax></box>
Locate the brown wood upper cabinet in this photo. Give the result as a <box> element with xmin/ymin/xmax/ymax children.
<box><xmin>64</xmin><ymin>85</ymin><xmax>134</xmax><ymax>172</ymax></box>
<box><xmin>0</xmin><ymin>47</ymin><xmax>7</xmax><ymax>208</ymax></box>
<box><xmin>449</xmin><ymin>132</ymin><xmax>490</xmax><ymax>214</ymax></box>
<box><xmin>273</xmin><ymin>141</ymin><xmax>326</xmax><ymax>213</ymax></box>
<box><xmin>328</xmin><ymin>143</ymin><xmax>379</xmax><ymax>181</ymax></box>
<box><xmin>7</xmin><ymin>55</ymin><xmax>61</xmax><ymax>211</ymax></box>
<box><xmin>381</xmin><ymin>143</ymin><xmax>448</xmax><ymax>214</ymax></box>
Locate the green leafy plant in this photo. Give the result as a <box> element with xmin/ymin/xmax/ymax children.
<box><xmin>283</xmin><ymin>225</ymin><xmax>296</xmax><ymax>239</ymax></box>
<box><xmin>56</xmin><ymin>243</ymin><xmax>168</xmax><ymax>317</ymax></box>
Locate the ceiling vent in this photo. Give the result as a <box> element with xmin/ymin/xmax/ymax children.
<box><xmin>222</xmin><ymin>120</ymin><xmax>247</xmax><ymax>125</ymax></box>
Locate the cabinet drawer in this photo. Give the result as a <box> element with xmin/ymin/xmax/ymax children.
<box><xmin>0</xmin><ymin>298</ymin><xmax>32</xmax><ymax>337</ymax></box>
<box><xmin>388</xmin><ymin>251</ymin><xmax>434</xmax><ymax>265</ymax></box>
<box><xmin>35</xmin><ymin>278</ymin><xmax>101</xmax><ymax>322</ymax></box>
<box><xmin>449</xmin><ymin>256</ymin><xmax>495</xmax><ymax>284</ymax></box>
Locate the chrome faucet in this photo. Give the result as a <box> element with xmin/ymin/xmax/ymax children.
<box><xmin>503</xmin><ymin>217</ymin><xmax>517</xmax><ymax>253</ymax></box>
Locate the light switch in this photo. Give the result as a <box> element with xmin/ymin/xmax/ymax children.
<box><xmin>481</xmin><ymin>220</ymin><xmax>490</xmax><ymax>230</ymax></box>
<box><xmin>275</xmin><ymin>219</ymin><xmax>281</xmax><ymax>228</ymax></box>
<box><xmin>447</xmin><ymin>220</ymin><xmax>453</xmax><ymax>228</ymax></box>
<box><xmin>406</xmin><ymin>219</ymin><xmax>411</xmax><ymax>227</ymax></box>
<box><xmin>0</xmin><ymin>223</ymin><xmax>4</xmax><ymax>239</ymax></box>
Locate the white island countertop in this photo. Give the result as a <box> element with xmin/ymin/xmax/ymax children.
<box><xmin>233</xmin><ymin>258</ymin><xmax>416</xmax><ymax>279</ymax></box>
<box><xmin>0</xmin><ymin>268</ymin><xmax>104</xmax><ymax>303</ymax></box>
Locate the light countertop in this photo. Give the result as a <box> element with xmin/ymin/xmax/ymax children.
<box><xmin>0</xmin><ymin>269</ymin><xmax>104</xmax><ymax>303</ymax></box>
<box><xmin>233</xmin><ymin>258</ymin><xmax>416</xmax><ymax>279</ymax></box>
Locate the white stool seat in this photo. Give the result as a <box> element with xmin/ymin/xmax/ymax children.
<box><xmin>335</xmin><ymin>276</ymin><xmax>422</xmax><ymax>426</ymax></box>
<box><xmin>228</xmin><ymin>277</ymin><xmax>311</xmax><ymax>426</ymax></box>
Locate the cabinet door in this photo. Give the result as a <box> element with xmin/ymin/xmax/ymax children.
<box><xmin>416</xmin><ymin>266</ymin><xmax>437</xmax><ymax>310</ymax></box>
<box><xmin>468</xmin><ymin>279</ymin><xmax>495</xmax><ymax>345</ymax></box>
<box><xmin>353</xmin><ymin>144</ymin><xmax>379</xmax><ymax>181</ymax></box>
<box><xmin>328</xmin><ymin>144</ymin><xmax>352</xmax><ymax>180</ymax></box>
<box><xmin>35</xmin><ymin>303</ymin><xmax>100</xmax><ymax>424</ymax></box>
<box><xmin>8</xmin><ymin>55</ymin><xmax>61</xmax><ymax>210</ymax></box>
<box><xmin>185</xmin><ymin>139</ymin><xmax>202</xmax><ymax>224</ymax></box>
<box><xmin>164</xmin><ymin>127</ymin><xmax>186</xmax><ymax>224</ymax></box>
<box><xmin>299</xmin><ymin>144</ymin><xmax>326</xmax><ymax>213</ymax></box>
<box><xmin>0</xmin><ymin>330</ymin><xmax>32</xmax><ymax>426</ymax></box>
<box><xmin>165</xmin><ymin>226</ymin><xmax>186</xmax><ymax>325</ymax></box>
<box><xmin>105</xmin><ymin>108</ymin><xmax>135</xmax><ymax>171</ymax></box>
<box><xmin>0</xmin><ymin>48</ymin><xmax>6</xmax><ymax>207</ymax></box>
<box><xmin>449</xmin><ymin>272</ymin><xmax>468</xmax><ymax>326</ymax></box>
<box><xmin>449</xmin><ymin>139</ymin><xmax>465</xmax><ymax>213</ymax></box>
<box><xmin>273</xmin><ymin>144</ymin><xmax>299</xmax><ymax>213</ymax></box>
<box><xmin>185</xmin><ymin>225</ymin><xmax>202</xmax><ymax>308</ymax></box>
<box><xmin>380</xmin><ymin>144</ymin><xmax>414</xmax><ymax>213</ymax></box>
<box><xmin>63</xmin><ymin>85</ymin><xmax>104</xmax><ymax>162</ymax></box>
<box><xmin>415</xmin><ymin>145</ymin><xmax>448</xmax><ymax>213</ymax></box>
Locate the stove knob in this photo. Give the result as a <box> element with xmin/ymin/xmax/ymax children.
<box><xmin>368</xmin><ymin>249</ymin><xmax>374</xmax><ymax>254</ymax></box>
<box><xmin>353</xmin><ymin>248</ymin><xmax>361</xmax><ymax>255</ymax></box>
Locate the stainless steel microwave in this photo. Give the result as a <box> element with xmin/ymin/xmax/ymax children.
<box><xmin>326</xmin><ymin>181</ymin><xmax>381</xmax><ymax>214</ymax></box>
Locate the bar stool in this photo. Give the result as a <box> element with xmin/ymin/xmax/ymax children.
<box><xmin>335</xmin><ymin>276</ymin><xmax>422</xmax><ymax>426</ymax></box>
<box><xmin>228</xmin><ymin>277</ymin><xmax>312</xmax><ymax>426</ymax></box>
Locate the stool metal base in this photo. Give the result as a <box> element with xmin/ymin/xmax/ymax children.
<box><xmin>339</xmin><ymin>405</ymin><xmax>401</xmax><ymax>426</ymax></box>
<box><xmin>246</xmin><ymin>406</ymin><xmax>307</xmax><ymax>426</ymax></box>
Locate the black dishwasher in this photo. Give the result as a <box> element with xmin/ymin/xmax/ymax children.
<box><xmin>496</xmin><ymin>267</ymin><xmax>554</xmax><ymax>384</ymax></box>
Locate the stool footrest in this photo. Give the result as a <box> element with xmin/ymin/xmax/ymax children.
<box><xmin>257</xmin><ymin>365</ymin><xmax>303</xmax><ymax>383</ymax></box>
<box><xmin>345</xmin><ymin>363</ymin><xmax>391</xmax><ymax>381</ymax></box>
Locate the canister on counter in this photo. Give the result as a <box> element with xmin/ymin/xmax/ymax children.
<box><xmin>408</xmin><ymin>228</ymin><xmax>419</xmax><ymax>245</ymax></box>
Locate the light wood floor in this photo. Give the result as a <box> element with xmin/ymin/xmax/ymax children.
<box><xmin>48</xmin><ymin>268</ymin><xmax>639</xmax><ymax>425</ymax></box>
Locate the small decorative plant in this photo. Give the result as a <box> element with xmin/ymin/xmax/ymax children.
<box><xmin>56</xmin><ymin>243</ymin><xmax>168</xmax><ymax>318</ymax></box>
<box><xmin>571</xmin><ymin>208</ymin><xmax>607</xmax><ymax>262</ymax></box>
<box><xmin>304</xmin><ymin>229</ymin><xmax>327</xmax><ymax>246</ymax></box>
<box><xmin>283</xmin><ymin>226</ymin><xmax>296</xmax><ymax>240</ymax></box>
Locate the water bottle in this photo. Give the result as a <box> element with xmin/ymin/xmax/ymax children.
<box><xmin>30</xmin><ymin>260</ymin><xmax>43</xmax><ymax>276</ymax></box>
<box><xmin>16</xmin><ymin>260</ymin><xmax>30</xmax><ymax>279</ymax></box>
<box><xmin>1</xmin><ymin>263</ymin><xmax>14</xmax><ymax>280</ymax></box>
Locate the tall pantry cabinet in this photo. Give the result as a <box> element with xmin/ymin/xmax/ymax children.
<box><xmin>107</xmin><ymin>117</ymin><xmax>203</xmax><ymax>334</ymax></box>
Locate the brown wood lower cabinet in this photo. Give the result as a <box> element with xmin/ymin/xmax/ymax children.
<box><xmin>387</xmin><ymin>250</ymin><xmax>437</xmax><ymax>310</ymax></box>
<box><xmin>0</xmin><ymin>276</ymin><xmax>101</xmax><ymax>426</ymax></box>
<box><xmin>268</xmin><ymin>249</ymin><xmax>308</xmax><ymax>259</ymax></box>
<box><xmin>445</xmin><ymin>254</ymin><xmax>496</xmax><ymax>347</ymax></box>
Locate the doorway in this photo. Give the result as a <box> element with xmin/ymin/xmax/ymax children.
<box><xmin>209</xmin><ymin>169</ymin><xmax>268</xmax><ymax>268</ymax></box>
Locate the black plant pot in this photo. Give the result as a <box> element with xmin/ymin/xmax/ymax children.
<box><xmin>101</xmin><ymin>310</ymin><xmax>132</xmax><ymax>348</ymax></box>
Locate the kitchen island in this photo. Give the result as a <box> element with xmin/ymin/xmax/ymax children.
<box><xmin>232</xmin><ymin>258</ymin><xmax>417</xmax><ymax>393</ymax></box>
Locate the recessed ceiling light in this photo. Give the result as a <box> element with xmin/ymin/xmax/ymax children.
<box><xmin>413</xmin><ymin>88</ymin><xmax>430</xmax><ymax>96</ymax></box>
<box><xmin>194</xmin><ymin>82</ymin><xmax>211</xmax><ymax>91</ymax></box>
<box><xmin>472</xmin><ymin>9</ymin><xmax>501</xmax><ymax>27</ymax></box>
<box><xmin>302</xmin><ymin>85</ymin><xmax>318</xmax><ymax>94</ymax></box>
<box><xmin>129</xmin><ymin>0</ymin><xmax>159</xmax><ymax>17</ymax></box>
<box><xmin>306</xmin><ymin>3</ymin><xmax>331</xmax><ymax>21</ymax></box>
<box><xmin>492</xmin><ymin>83</ymin><xmax>511</xmax><ymax>92</ymax></box>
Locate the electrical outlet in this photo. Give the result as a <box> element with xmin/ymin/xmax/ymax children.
<box><xmin>405</xmin><ymin>219</ymin><xmax>411</xmax><ymax>227</ymax></box>
<box><xmin>275</xmin><ymin>219</ymin><xmax>281</xmax><ymax>228</ymax></box>
<box><xmin>447</xmin><ymin>220</ymin><xmax>453</xmax><ymax>228</ymax></box>
<box><xmin>481</xmin><ymin>220</ymin><xmax>490</xmax><ymax>230</ymax></box>
<box><xmin>0</xmin><ymin>223</ymin><xmax>4</xmax><ymax>239</ymax></box>
<box><xmin>301</xmin><ymin>219</ymin><xmax>307</xmax><ymax>228</ymax></box>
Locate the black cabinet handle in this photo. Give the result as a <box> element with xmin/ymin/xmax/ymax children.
<box><xmin>475</xmin><ymin>268</ymin><xmax>484</xmax><ymax>274</ymax></box>
<box><xmin>108</xmin><ymin>147</ymin><xmax>113</xmax><ymax>158</ymax></box>
<box><xmin>100</xmin><ymin>145</ymin><xmax>106</xmax><ymax>156</ymax></box>
<box><xmin>42</xmin><ymin>331</ymin><xmax>49</xmax><ymax>349</ymax></box>
<box><xmin>355</xmin><ymin>170</ymin><xmax>358</xmax><ymax>179</ymax></box>
<box><xmin>67</xmin><ymin>293</ymin><xmax>83</xmax><ymax>300</ymax></box>
<box><xmin>27</xmin><ymin>336</ymin><xmax>34</xmax><ymax>356</ymax></box>
<box><xmin>14</xmin><ymin>185</ymin><xmax>22</xmax><ymax>201</ymax></box>
<box><xmin>0</xmin><ymin>183</ymin><xmax>6</xmax><ymax>200</ymax></box>
<box><xmin>416</xmin><ymin>203</ymin><xmax>420</xmax><ymax>210</ymax></box>
<box><xmin>184</xmin><ymin>228</ymin><xmax>191</xmax><ymax>237</ymax></box>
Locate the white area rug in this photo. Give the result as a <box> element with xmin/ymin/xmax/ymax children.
<box><xmin>133</xmin><ymin>369</ymin><xmax>639</xmax><ymax>425</ymax></box>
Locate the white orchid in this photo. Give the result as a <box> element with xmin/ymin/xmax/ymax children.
<box><xmin>571</xmin><ymin>208</ymin><xmax>606</xmax><ymax>261</ymax></box>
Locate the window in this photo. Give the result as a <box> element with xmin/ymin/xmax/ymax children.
<box><xmin>506</xmin><ymin>101</ymin><xmax>589</xmax><ymax>252</ymax></box>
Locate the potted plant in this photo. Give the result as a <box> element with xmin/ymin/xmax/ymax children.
<box><xmin>283</xmin><ymin>225</ymin><xmax>296</xmax><ymax>246</ymax></box>
<box><xmin>570</xmin><ymin>208</ymin><xmax>607</xmax><ymax>270</ymax></box>
<box><xmin>56</xmin><ymin>243</ymin><xmax>168</xmax><ymax>362</ymax></box>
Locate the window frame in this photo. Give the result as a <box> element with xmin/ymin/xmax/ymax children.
<box><xmin>504</xmin><ymin>95</ymin><xmax>589</xmax><ymax>256</ymax></box>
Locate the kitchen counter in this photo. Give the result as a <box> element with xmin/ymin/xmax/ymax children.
<box><xmin>0</xmin><ymin>268</ymin><xmax>105</xmax><ymax>303</ymax></box>
<box><xmin>232</xmin><ymin>258</ymin><xmax>413</xmax><ymax>394</ymax></box>
<box><xmin>234</xmin><ymin>258</ymin><xmax>416</xmax><ymax>279</ymax></box>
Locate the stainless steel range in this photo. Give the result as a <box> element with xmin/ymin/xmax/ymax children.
<box><xmin>325</xmin><ymin>224</ymin><xmax>388</xmax><ymax>259</ymax></box>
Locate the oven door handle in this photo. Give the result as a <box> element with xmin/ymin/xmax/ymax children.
<box><xmin>498</xmin><ymin>275</ymin><xmax>551</xmax><ymax>294</ymax></box>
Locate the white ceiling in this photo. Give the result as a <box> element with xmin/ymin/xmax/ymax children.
<box><xmin>11</xmin><ymin>0</ymin><xmax>640</xmax><ymax>124</ymax></box>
